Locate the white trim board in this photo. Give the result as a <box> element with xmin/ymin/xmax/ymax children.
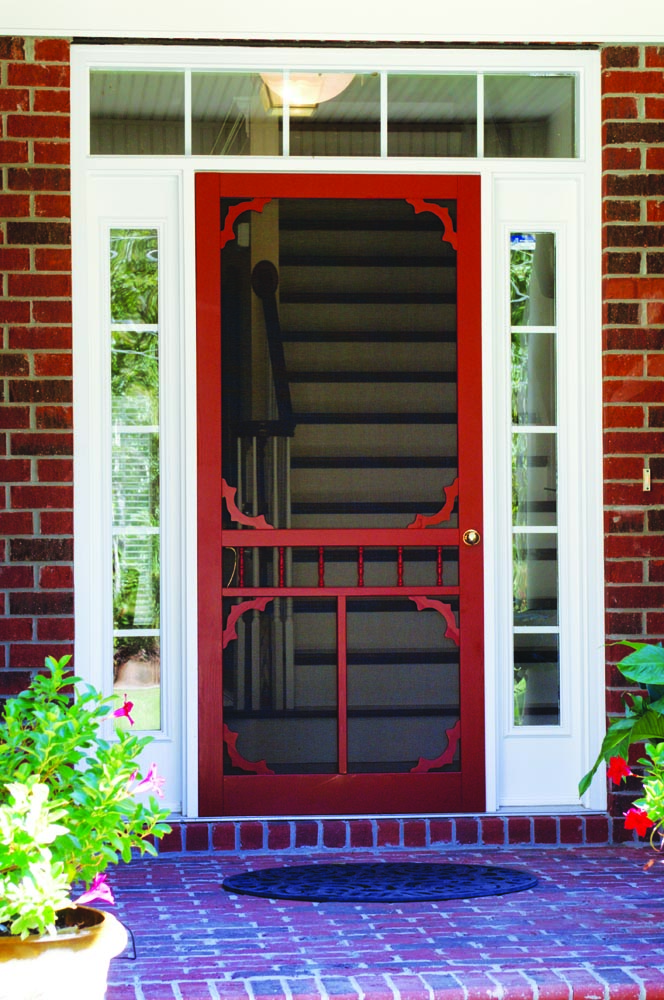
<box><xmin>7</xmin><ymin>0</ymin><xmax>664</xmax><ymax>43</ymax></box>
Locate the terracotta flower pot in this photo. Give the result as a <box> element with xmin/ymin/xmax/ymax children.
<box><xmin>0</xmin><ymin>906</ymin><xmax>127</xmax><ymax>1000</ymax></box>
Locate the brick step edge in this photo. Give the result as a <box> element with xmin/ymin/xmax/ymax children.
<box><xmin>154</xmin><ymin>813</ymin><xmax>636</xmax><ymax>854</ymax></box>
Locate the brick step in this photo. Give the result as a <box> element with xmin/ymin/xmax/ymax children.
<box><xmin>156</xmin><ymin>812</ymin><xmax>630</xmax><ymax>854</ymax></box>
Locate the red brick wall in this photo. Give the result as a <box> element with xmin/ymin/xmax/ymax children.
<box><xmin>0</xmin><ymin>37</ymin><xmax>73</xmax><ymax>688</ymax></box>
<box><xmin>602</xmin><ymin>45</ymin><xmax>664</xmax><ymax>817</ymax></box>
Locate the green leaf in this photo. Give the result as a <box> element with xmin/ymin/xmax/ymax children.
<box><xmin>579</xmin><ymin>720</ymin><xmax>638</xmax><ymax>795</ymax></box>
<box><xmin>646</xmin><ymin>695</ymin><xmax>664</xmax><ymax>716</ymax></box>
<box><xmin>630</xmin><ymin>710</ymin><xmax>664</xmax><ymax>742</ymax></box>
<box><xmin>617</xmin><ymin>643</ymin><xmax>664</xmax><ymax>685</ymax></box>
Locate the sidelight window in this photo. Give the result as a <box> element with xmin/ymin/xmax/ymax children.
<box><xmin>510</xmin><ymin>231</ymin><xmax>560</xmax><ymax>727</ymax></box>
<box><xmin>109</xmin><ymin>228</ymin><xmax>162</xmax><ymax>731</ymax></box>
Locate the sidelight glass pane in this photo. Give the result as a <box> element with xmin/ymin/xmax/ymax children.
<box><xmin>510</xmin><ymin>232</ymin><xmax>556</xmax><ymax>327</ymax></box>
<box><xmin>513</xmin><ymin>532</ymin><xmax>558</xmax><ymax>627</ymax></box>
<box><xmin>387</xmin><ymin>74</ymin><xmax>477</xmax><ymax>157</ymax></box>
<box><xmin>112</xmin><ymin>431</ymin><xmax>159</xmax><ymax>527</ymax></box>
<box><xmin>512</xmin><ymin>433</ymin><xmax>557</xmax><ymax>527</ymax></box>
<box><xmin>111</xmin><ymin>331</ymin><xmax>159</xmax><ymax>426</ymax></box>
<box><xmin>484</xmin><ymin>74</ymin><xmax>576</xmax><ymax>157</ymax></box>
<box><xmin>513</xmin><ymin>633</ymin><xmax>560</xmax><ymax>727</ymax></box>
<box><xmin>347</xmin><ymin>598</ymin><xmax>460</xmax><ymax>773</ymax></box>
<box><xmin>511</xmin><ymin>332</ymin><xmax>556</xmax><ymax>425</ymax></box>
<box><xmin>91</xmin><ymin>71</ymin><xmax>185</xmax><ymax>155</ymax></box>
<box><xmin>110</xmin><ymin>228</ymin><xmax>161</xmax><ymax>730</ymax></box>
<box><xmin>110</xmin><ymin>230</ymin><xmax>159</xmax><ymax>324</ymax></box>
<box><xmin>112</xmin><ymin>533</ymin><xmax>160</xmax><ymax>629</ymax></box>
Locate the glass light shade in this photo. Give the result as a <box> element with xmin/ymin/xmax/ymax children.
<box><xmin>260</xmin><ymin>72</ymin><xmax>355</xmax><ymax>108</ymax></box>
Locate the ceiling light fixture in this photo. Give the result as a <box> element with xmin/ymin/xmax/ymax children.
<box><xmin>260</xmin><ymin>72</ymin><xmax>355</xmax><ymax>115</ymax></box>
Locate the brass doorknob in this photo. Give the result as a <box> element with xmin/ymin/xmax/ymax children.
<box><xmin>462</xmin><ymin>529</ymin><xmax>481</xmax><ymax>547</ymax></box>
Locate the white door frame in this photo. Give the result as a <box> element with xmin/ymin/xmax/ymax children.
<box><xmin>71</xmin><ymin>43</ymin><xmax>604</xmax><ymax>817</ymax></box>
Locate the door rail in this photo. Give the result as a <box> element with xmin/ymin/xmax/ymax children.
<box><xmin>222</xmin><ymin>529</ymin><xmax>460</xmax><ymax>595</ymax></box>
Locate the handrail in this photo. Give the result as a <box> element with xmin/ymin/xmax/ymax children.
<box><xmin>251</xmin><ymin>259</ymin><xmax>295</xmax><ymax>436</ymax></box>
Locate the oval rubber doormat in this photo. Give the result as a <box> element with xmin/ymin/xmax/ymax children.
<box><xmin>222</xmin><ymin>862</ymin><xmax>538</xmax><ymax>902</ymax></box>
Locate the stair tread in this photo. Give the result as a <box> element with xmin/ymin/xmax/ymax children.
<box><xmin>282</xmin><ymin>291</ymin><xmax>455</xmax><ymax>304</ymax></box>
<box><xmin>281</xmin><ymin>254</ymin><xmax>454</xmax><ymax>268</ymax></box>
<box><xmin>289</xmin><ymin>370</ymin><xmax>455</xmax><ymax>383</ymax></box>
<box><xmin>282</xmin><ymin>331</ymin><xmax>456</xmax><ymax>343</ymax></box>
<box><xmin>291</xmin><ymin>456</ymin><xmax>456</xmax><ymax>468</ymax></box>
<box><xmin>293</xmin><ymin>412</ymin><xmax>456</xmax><ymax>424</ymax></box>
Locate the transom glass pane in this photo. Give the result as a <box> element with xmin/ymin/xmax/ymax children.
<box><xmin>387</xmin><ymin>74</ymin><xmax>477</xmax><ymax>157</ymax></box>
<box><xmin>288</xmin><ymin>73</ymin><xmax>380</xmax><ymax>157</ymax></box>
<box><xmin>91</xmin><ymin>71</ymin><xmax>185</xmax><ymax>155</ymax></box>
<box><xmin>192</xmin><ymin>72</ymin><xmax>281</xmax><ymax>156</ymax></box>
<box><xmin>484</xmin><ymin>74</ymin><xmax>576</xmax><ymax>158</ymax></box>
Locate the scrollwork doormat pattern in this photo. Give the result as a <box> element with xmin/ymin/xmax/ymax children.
<box><xmin>222</xmin><ymin>862</ymin><xmax>538</xmax><ymax>902</ymax></box>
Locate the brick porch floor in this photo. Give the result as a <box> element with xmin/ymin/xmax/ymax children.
<box><xmin>104</xmin><ymin>844</ymin><xmax>664</xmax><ymax>999</ymax></box>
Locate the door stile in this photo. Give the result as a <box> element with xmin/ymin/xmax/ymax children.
<box><xmin>195</xmin><ymin>173</ymin><xmax>224</xmax><ymax>817</ymax></box>
<box><xmin>337</xmin><ymin>595</ymin><xmax>348</xmax><ymax>776</ymax></box>
<box><xmin>456</xmin><ymin>175</ymin><xmax>485</xmax><ymax>811</ymax></box>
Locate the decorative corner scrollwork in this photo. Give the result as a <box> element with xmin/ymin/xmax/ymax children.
<box><xmin>220</xmin><ymin>197</ymin><xmax>271</xmax><ymax>249</ymax></box>
<box><xmin>222</xmin><ymin>596</ymin><xmax>273</xmax><ymax>648</ymax></box>
<box><xmin>406</xmin><ymin>199</ymin><xmax>458</xmax><ymax>250</ymax></box>
<box><xmin>223</xmin><ymin>724</ymin><xmax>274</xmax><ymax>775</ymax></box>
<box><xmin>408</xmin><ymin>478</ymin><xmax>459</xmax><ymax>530</ymax></box>
<box><xmin>410</xmin><ymin>719</ymin><xmax>461</xmax><ymax>774</ymax></box>
<box><xmin>409</xmin><ymin>595</ymin><xmax>460</xmax><ymax>646</ymax></box>
<box><xmin>222</xmin><ymin>479</ymin><xmax>273</xmax><ymax>530</ymax></box>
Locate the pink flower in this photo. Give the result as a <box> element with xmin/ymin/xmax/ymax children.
<box><xmin>133</xmin><ymin>762</ymin><xmax>165</xmax><ymax>799</ymax></box>
<box><xmin>75</xmin><ymin>873</ymin><xmax>115</xmax><ymax>907</ymax></box>
<box><xmin>607</xmin><ymin>756</ymin><xmax>632</xmax><ymax>785</ymax></box>
<box><xmin>624</xmin><ymin>807</ymin><xmax>655</xmax><ymax>838</ymax></box>
<box><xmin>113</xmin><ymin>694</ymin><xmax>135</xmax><ymax>726</ymax></box>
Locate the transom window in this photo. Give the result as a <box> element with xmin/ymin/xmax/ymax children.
<box><xmin>89</xmin><ymin>68</ymin><xmax>577</xmax><ymax>159</ymax></box>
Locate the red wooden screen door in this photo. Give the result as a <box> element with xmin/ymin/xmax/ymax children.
<box><xmin>196</xmin><ymin>173</ymin><xmax>483</xmax><ymax>817</ymax></box>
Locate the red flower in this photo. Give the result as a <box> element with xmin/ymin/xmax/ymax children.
<box><xmin>624</xmin><ymin>807</ymin><xmax>655</xmax><ymax>837</ymax></box>
<box><xmin>607</xmin><ymin>756</ymin><xmax>632</xmax><ymax>785</ymax></box>
<box><xmin>112</xmin><ymin>694</ymin><xmax>135</xmax><ymax>726</ymax></box>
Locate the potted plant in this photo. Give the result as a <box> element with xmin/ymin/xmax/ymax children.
<box><xmin>0</xmin><ymin>654</ymin><xmax>171</xmax><ymax>1000</ymax></box>
<box><xmin>580</xmin><ymin>640</ymin><xmax>664</xmax><ymax>850</ymax></box>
